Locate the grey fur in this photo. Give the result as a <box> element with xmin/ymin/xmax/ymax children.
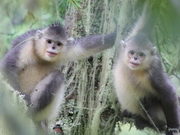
<box><xmin>149</xmin><ymin>61</ymin><xmax>180</xmax><ymax>134</ymax></box>
<box><xmin>114</xmin><ymin>2</ymin><xmax>180</xmax><ymax>133</ymax></box>
<box><xmin>11</xmin><ymin>22</ymin><xmax>65</xmax><ymax>48</ymax></box>
<box><xmin>30</xmin><ymin>71</ymin><xmax>64</xmax><ymax>111</ymax></box>
<box><xmin>1</xmin><ymin>22</ymin><xmax>117</xmax><ymax>90</ymax></box>
<box><xmin>11</xmin><ymin>29</ymin><xmax>37</xmax><ymax>48</ymax></box>
<box><xmin>0</xmin><ymin>22</ymin><xmax>117</xmax><ymax>134</ymax></box>
<box><xmin>47</xmin><ymin>22</ymin><xmax>66</xmax><ymax>39</ymax></box>
<box><xmin>0</xmin><ymin>45</ymin><xmax>22</xmax><ymax>90</ymax></box>
<box><xmin>73</xmin><ymin>28</ymin><xmax>117</xmax><ymax>50</ymax></box>
<box><xmin>115</xmin><ymin>33</ymin><xmax>180</xmax><ymax>135</ymax></box>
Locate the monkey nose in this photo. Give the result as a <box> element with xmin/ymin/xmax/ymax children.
<box><xmin>52</xmin><ymin>46</ymin><xmax>56</xmax><ymax>50</ymax></box>
<box><xmin>134</xmin><ymin>57</ymin><xmax>138</xmax><ymax>60</ymax></box>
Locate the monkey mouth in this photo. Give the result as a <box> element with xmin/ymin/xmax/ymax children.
<box><xmin>129</xmin><ymin>62</ymin><xmax>139</xmax><ymax>67</ymax></box>
<box><xmin>46</xmin><ymin>51</ymin><xmax>58</xmax><ymax>57</ymax></box>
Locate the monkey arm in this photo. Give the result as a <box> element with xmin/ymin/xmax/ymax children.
<box><xmin>29</xmin><ymin>70</ymin><xmax>65</xmax><ymax>122</ymax></box>
<box><xmin>64</xmin><ymin>28</ymin><xmax>117</xmax><ymax>61</ymax></box>
<box><xmin>150</xmin><ymin>64</ymin><xmax>180</xmax><ymax>133</ymax></box>
<box><xmin>0</xmin><ymin>49</ymin><xmax>21</xmax><ymax>91</ymax></box>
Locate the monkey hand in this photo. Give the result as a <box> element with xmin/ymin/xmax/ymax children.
<box><xmin>166</xmin><ymin>128</ymin><xmax>180</xmax><ymax>135</ymax></box>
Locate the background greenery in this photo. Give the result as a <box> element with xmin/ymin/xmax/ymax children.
<box><xmin>0</xmin><ymin>0</ymin><xmax>180</xmax><ymax>135</ymax></box>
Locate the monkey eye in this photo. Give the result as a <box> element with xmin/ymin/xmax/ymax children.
<box><xmin>47</xmin><ymin>39</ymin><xmax>52</xmax><ymax>44</ymax></box>
<box><xmin>139</xmin><ymin>52</ymin><xmax>145</xmax><ymax>57</ymax></box>
<box><xmin>129</xmin><ymin>50</ymin><xmax>135</xmax><ymax>55</ymax></box>
<box><xmin>57</xmin><ymin>42</ymin><xmax>63</xmax><ymax>46</ymax></box>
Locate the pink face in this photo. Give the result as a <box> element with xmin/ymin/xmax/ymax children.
<box><xmin>36</xmin><ymin>37</ymin><xmax>65</xmax><ymax>62</ymax></box>
<box><xmin>127</xmin><ymin>50</ymin><xmax>146</xmax><ymax>70</ymax></box>
<box><xmin>45</xmin><ymin>38</ymin><xmax>63</xmax><ymax>58</ymax></box>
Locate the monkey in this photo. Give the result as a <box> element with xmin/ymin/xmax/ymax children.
<box><xmin>114</xmin><ymin>33</ymin><xmax>180</xmax><ymax>134</ymax></box>
<box><xmin>113</xmin><ymin>2</ymin><xmax>180</xmax><ymax>135</ymax></box>
<box><xmin>0</xmin><ymin>22</ymin><xmax>117</xmax><ymax>134</ymax></box>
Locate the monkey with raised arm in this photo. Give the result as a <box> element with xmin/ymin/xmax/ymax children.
<box><xmin>113</xmin><ymin>3</ymin><xmax>180</xmax><ymax>135</ymax></box>
<box><xmin>0</xmin><ymin>22</ymin><xmax>117</xmax><ymax>134</ymax></box>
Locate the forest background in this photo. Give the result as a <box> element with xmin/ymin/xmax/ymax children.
<box><xmin>0</xmin><ymin>0</ymin><xmax>180</xmax><ymax>135</ymax></box>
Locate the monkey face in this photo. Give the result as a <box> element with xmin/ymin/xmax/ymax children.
<box><xmin>124</xmin><ymin>46</ymin><xmax>153</xmax><ymax>70</ymax></box>
<box><xmin>127</xmin><ymin>50</ymin><xmax>146</xmax><ymax>70</ymax></box>
<box><xmin>45</xmin><ymin>38</ymin><xmax>63</xmax><ymax>55</ymax></box>
<box><xmin>44</xmin><ymin>37</ymin><xmax>65</xmax><ymax>61</ymax></box>
<box><xmin>35</xmin><ymin>27</ymin><xmax>68</xmax><ymax>62</ymax></box>
<box><xmin>122</xmin><ymin>37</ymin><xmax>156</xmax><ymax>71</ymax></box>
<box><xmin>35</xmin><ymin>36</ymin><xmax>66</xmax><ymax>62</ymax></box>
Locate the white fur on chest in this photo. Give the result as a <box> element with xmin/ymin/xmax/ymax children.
<box><xmin>18</xmin><ymin>42</ymin><xmax>59</xmax><ymax>94</ymax></box>
<box><xmin>113</xmin><ymin>62</ymin><xmax>156</xmax><ymax>115</ymax></box>
<box><xmin>19</xmin><ymin>64</ymin><xmax>57</xmax><ymax>94</ymax></box>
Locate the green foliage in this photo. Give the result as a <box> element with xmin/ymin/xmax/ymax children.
<box><xmin>0</xmin><ymin>0</ymin><xmax>179</xmax><ymax>135</ymax></box>
<box><xmin>114</xmin><ymin>122</ymin><xmax>161</xmax><ymax>135</ymax></box>
<box><xmin>0</xmin><ymin>74</ymin><xmax>37</xmax><ymax>135</ymax></box>
<box><xmin>153</xmin><ymin>0</ymin><xmax>180</xmax><ymax>76</ymax></box>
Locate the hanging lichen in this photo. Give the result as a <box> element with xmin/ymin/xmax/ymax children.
<box><xmin>0</xmin><ymin>0</ymin><xmax>179</xmax><ymax>135</ymax></box>
<box><xmin>0</xmin><ymin>74</ymin><xmax>38</xmax><ymax>135</ymax></box>
<box><xmin>58</xmin><ymin>0</ymin><xmax>180</xmax><ymax>135</ymax></box>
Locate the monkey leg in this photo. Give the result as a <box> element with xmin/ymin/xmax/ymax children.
<box><xmin>165</xmin><ymin>107</ymin><xmax>180</xmax><ymax>135</ymax></box>
<box><xmin>134</xmin><ymin>115</ymin><xmax>153</xmax><ymax>130</ymax></box>
<box><xmin>140</xmin><ymin>97</ymin><xmax>166</xmax><ymax>132</ymax></box>
<box><xmin>146</xmin><ymin>109</ymin><xmax>166</xmax><ymax>132</ymax></box>
<box><xmin>121</xmin><ymin>110</ymin><xmax>151</xmax><ymax>130</ymax></box>
<box><xmin>120</xmin><ymin>109</ymin><xmax>153</xmax><ymax>130</ymax></box>
<box><xmin>29</xmin><ymin>70</ymin><xmax>65</xmax><ymax>134</ymax></box>
<box><xmin>121</xmin><ymin>110</ymin><xmax>134</xmax><ymax>118</ymax></box>
<box><xmin>134</xmin><ymin>112</ymin><xmax>166</xmax><ymax>132</ymax></box>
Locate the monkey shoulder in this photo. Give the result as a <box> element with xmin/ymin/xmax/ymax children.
<box><xmin>11</xmin><ymin>29</ymin><xmax>37</xmax><ymax>48</ymax></box>
<box><xmin>148</xmin><ymin>61</ymin><xmax>176</xmax><ymax>96</ymax></box>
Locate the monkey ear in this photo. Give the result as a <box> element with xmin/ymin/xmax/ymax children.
<box><xmin>67</xmin><ymin>37</ymin><xmax>74</xmax><ymax>43</ymax></box>
<box><xmin>121</xmin><ymin>40</ymin><xmax>126</xmax><ymax>48</ymax></box>
<box><xmin>151</xmin><ymin>46</ymin><xmax>157</xmax><ymax>55</ymax></box>
<box><xmin>36</xmin><ymin>30</ymin><xmax>43</xmax><ymax>39</ymax></box>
